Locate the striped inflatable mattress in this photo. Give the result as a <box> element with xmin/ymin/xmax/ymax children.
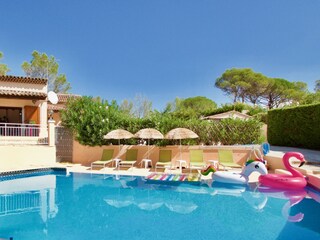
<box><xmin>146</xmin><ymin>173</ymin><xmax>200</xmax><ymax>182</ymax></box>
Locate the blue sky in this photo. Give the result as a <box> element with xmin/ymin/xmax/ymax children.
<box><xmin>1</xmin><ymin>0</ymin><xmax>320</xmax><ymax>110</ymax></box>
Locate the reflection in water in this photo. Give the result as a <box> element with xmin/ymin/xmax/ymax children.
<box><xmin>242</xmin><ymin>190</ymin><xmax>268</xmax><ymax>211</ymax></box>
<box><xmin>0</xmin><ymin>175</ymin><xmax>58</xmax><ymax>222</ymax></box>
<box><xmin>79</xmin><ymin>175</ymin><xmax>315</xmax><ymax>223</ymax></box>
<box><xmin>136</xmin><ymin>197</ymin><xmax>164</xmax><ymax>211</ymax></box>
<box><xmin>258</xmin><ymin>187</ymin><xmax>307</xmax><ymax>222</ymax></box>
<box><xmin>208</xmin><ymin>182</ymin><xmax>268</xmax><ymax>211</ymax></box>
<box><xmin>0</xmin><ymin>173</ymin><xmax>319</xmax><ymax>239</ymax></box>
<box><xmin>209</xmin><ymin>181</ymin><xmax>310</xmax><ymax>223</ymax></box>
<box><xmin>165</xmin><ymin>201</ymin><xmax>198</xmax><ymax>214</ymax></box>
<box><xmin>102</xmin><ymin>176</ymin><xmax>312</xmax><ymax>219</ymax></box>
<box><xmin>103</xmin><ymin>176</ymin><xmax>199</xmax><ymax>214</ymax></box>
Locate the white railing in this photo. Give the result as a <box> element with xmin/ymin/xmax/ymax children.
<box><xmin>0</xmin><ymin>123</ymin><xmax>48</xmax><ymax>145</ymax></box>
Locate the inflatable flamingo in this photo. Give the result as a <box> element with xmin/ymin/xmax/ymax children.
<box><xmin>201</xmin><ymin>159</ymin><xmax>268</xmax><ymax>185</ymax></box>
<box><xmin>259</xmin><ymin>152</ymin><xmax>307</xmax><ymax>189</ymax></box>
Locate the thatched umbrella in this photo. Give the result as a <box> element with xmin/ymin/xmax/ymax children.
<box><xmin>165</xmin><ymin>128</ymin><xmax>198</xmax><ymax>159</ymax></box>
<box><xmin>134</xmin><ymin>128</ymin><xmax>164</xmax><ymax>158</ymax></box>
<box><xmin>103</xmin><ymin>129</ymin><xmax>134</xmax><ymax>152</ymax></box>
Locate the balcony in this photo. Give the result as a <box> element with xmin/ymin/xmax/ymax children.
<box><xmin>0</xmin><ymin>123</ymin><xmax>48</xmax><ymax>145</ymax></box>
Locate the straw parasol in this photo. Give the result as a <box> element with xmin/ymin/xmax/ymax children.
<box><xmin>165</xmin><ymin>128</ymin><xmax>198</xmax><ymax>140</ymax></box>
<box><xmin>165</xmin><ymin>128</ymin><xmax>199</xmax><ymax>159</ymax></box>
<box><xmin>103</xmin><ymin>129</ymin><xmax>134</xmax><ymax>151</ymax></box>
<box><xmin>134</xmin><ymin>128</ymin><xmax>164</xmax><ymax>158</ymax></box>
<box><xmin>134</xmin><ymin>128</ymin><xmax>164</xmax><ymax>140</ymax></box>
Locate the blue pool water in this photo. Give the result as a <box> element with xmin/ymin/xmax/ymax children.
<box><xmin>0</xmin><ymin>171</ymin><xmax>320</xmax><ymax>240</ymax></box>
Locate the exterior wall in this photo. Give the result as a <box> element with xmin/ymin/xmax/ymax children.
<box><xmin>261</xmin><ymin>124</ymin><xmax>267</xmax><ymax>141</ymax></box>
<box><xmin>52</xmin><ymin>110</ymin><xmax>62</xmax><ymax>125</ymax></box>
<box><xmin>0</xmin><ymin>145</ymin><xmax>56</xmax><ymax>172</ymax></box>
<box><xmin>72</xmin><ymin>141</ymin><xmax>255</xmax><ymax>167</ymax></box>
<box><xmin>39</xmin><ymin>101</ymin><xmax>48</xmax><ymax>137</ymax></box>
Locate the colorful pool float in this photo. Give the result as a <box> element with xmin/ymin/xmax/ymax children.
<box><xmin>146</xmin><ymin>173</ymin><xmax>200</xmax><ymax>182</ymax></box>
<box><xmin>259</xmin><ymin>152</ymin><xmax>307</xmax><ymax>189</ymax></box>
<box><xmin>203</xmin><ymin>159</ymin><xmax>268</xmax><ymax>185</ymax></box>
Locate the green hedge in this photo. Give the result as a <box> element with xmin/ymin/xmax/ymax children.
<box><xmin>62</xmin><ymin>96</ymin><xmax>264</xmax><ymax>146</ymax></box>
<box><xmin>268</xmin><ymin>103</ymin><xmax>320</xmax><ymax>150</ymax></box>
<box><xmin>189</xmin><ymin>119</ymin><xmax>262</xmax><ymax>145</ymax></box>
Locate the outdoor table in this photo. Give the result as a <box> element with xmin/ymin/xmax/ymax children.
<box><xmin>113</xmin><ymin>158</ymin><xmax>122</xmax><ymax>169</ymax></box>
<box><xmin>176</xmin><ymin>159</ymin><xmax>187</xmax><ymax>173</ymax></box>
<box><xmin>141</xmin><ymin>159</ymin><xmax>152</xmax><ymax>169</ymax></box>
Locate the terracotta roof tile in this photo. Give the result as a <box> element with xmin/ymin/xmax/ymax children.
<box><xmin>0</xmin><ymin>75</ymin><xmax>47</xmax><ymax>85</ymax></box>
<box><xmin>47</xmin><ymin>104</ymin><xmax>66</xmax><ymax>111</ymax></box>
<box><xmin>47</xmin><ymin>94</ymin><xmax>81</xmax><ymax>111</ymax></box>
<box><xmin>57</xmin><ymin>93</ymin><xmax>81</xmax><ymax>103</ymax></box>
<box><xmin>0</xmin><ymin>89</ymin><xmax>47</xmax><ymax>99</ymax></box>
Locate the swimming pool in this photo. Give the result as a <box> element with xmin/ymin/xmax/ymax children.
<box><xmin>0</xmin><ymin>171</ymin><xmax>319</xmax><ymax>240</ymax></box>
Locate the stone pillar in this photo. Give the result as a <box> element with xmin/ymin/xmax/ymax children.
<box><xmin>48</xmin><ymin>119</ymin><xmax>56</xmax><ymax>147</ymax></box>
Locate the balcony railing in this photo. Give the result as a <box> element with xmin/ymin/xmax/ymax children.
<box><xmin>0</xmin><ymin>123</ymin><xmax>48</xmax><ymax>145</ymax></box>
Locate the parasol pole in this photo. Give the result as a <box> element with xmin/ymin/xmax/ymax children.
<box><xmin>179</xmin><ymin>138</ymin><xmax>182</xmax><ymax>160</ymax></box>
<box><xmin>147</xmin><ymin>138</ymin><xmax>150</xmax><ymax>159</ymax></box>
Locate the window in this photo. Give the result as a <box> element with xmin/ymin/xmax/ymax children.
<box><xmin>0</xmin><ymin>107</ymin><xmax>22</xmax><ymax>123</ymax></box>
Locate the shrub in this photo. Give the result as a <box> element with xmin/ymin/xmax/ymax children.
<box><xmin>61</xmin><ymin>96</ymin><xmax>264</xmax><ymax>146</ymax></box>
<box><xmin>60</xmin><ymin>96</ymin><xmax>110</xmax><ymax>146</ymax></box>
<box><xmin>268</xmin><ymin>103</ymin><xmax>320</xmax><ymax>150</ymax></box>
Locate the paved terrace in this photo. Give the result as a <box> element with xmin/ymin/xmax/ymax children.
<box><xmin>270</xmin><ymin>146</ymin><xmax>320</xmax><ymax>164</ymax></box>
<box><xmin>1</xmin><ymin>146</ymin><xmax>319</xmax><ymax>185</ymax></box>
<box><xmin>269</xmin><ymin>145</ymin><xmax>320</xmax><ymax>172</ymax></box>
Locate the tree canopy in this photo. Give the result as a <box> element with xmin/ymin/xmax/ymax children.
<box><xmin>119</xmin><ymin>94</ymin><xmax>153</xmax><ymax>118</ymax></box>
<box><xmin>0</xmin><ymin>52</ymin><xmax>10</xmax><ymax>76</ymax></box>
<box><xmin>315</xmin><ymin>80</ymin><xmax>320</xmax><ymax>92</ymax></box>
<box><xmin>21</xmin><ymin>50</ymin><xmax>71</xmax><ymax>93</ymax></box>
<box><xmin>215</xmin><ymin>68</ymin><xmax>308</xmax><ymax>109</ymax></box>
<box><xmin>164</xmin><ymin>96</ymin><xmax>217</xmax><ymax>119</ymax></box>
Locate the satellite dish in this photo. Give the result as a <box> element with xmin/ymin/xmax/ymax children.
<box><xmin>48</xmin><ymin>91</ymin><xmax>58</xmax><ymax>105</ymax></box>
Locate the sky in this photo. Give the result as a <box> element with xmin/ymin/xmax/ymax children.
<box><xmin>1</xmin><ymin>0</ymin><xmax>320</xmax><ymax>111</ymax></box>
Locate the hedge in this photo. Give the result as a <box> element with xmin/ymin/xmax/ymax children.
<box><xmin>62</xmin><ymin>96</ymin><xmax>264</xmax><ymax>146</ymax></box>
<box><xmin>267</xmin><ymin>103</ymin><xmax>320</xmax><ymax>150</ymax></box>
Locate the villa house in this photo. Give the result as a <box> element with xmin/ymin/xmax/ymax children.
<box><xmin>0</xmin><ymin>75</ymin><xmax>56</xmax><ymax>170</ymax></box>
<box><xmin>0</xmin><ymin>75</ymin><xmax>48</xmax><ymax>140</ymax></box>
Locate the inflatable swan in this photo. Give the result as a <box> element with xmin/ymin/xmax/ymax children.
<box><xmin>201</xmin><ymin>159</ymin><xmax>268</xmax><ymax>185</ymax></box>
<box><xmin>259</xmin><ymin>152</ymin><xmax>307</xmax><ymax>189</ymax></box>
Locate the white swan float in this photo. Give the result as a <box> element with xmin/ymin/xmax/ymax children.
<box><xmin>201</xmin><ymin>159</ymin><xmax>268</xmax><ymax>185</ymax></box>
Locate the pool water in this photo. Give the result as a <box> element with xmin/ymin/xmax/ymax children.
<box><xmin>0</xmin><ymin>172</ymin><xmax>320</xmax><ymax>240</ymax></box>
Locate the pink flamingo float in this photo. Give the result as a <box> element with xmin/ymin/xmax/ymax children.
<box><xmin>259</xmin><ymin>152</ymin><xmax>307</xmax><ymax>189</ymax></box>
